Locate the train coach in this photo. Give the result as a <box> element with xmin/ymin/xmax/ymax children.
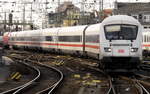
<box><xmin>3</xmin><ymin>15</ymin><xmax>143</xmax><ymax>71</ymax></box>
<box><xmin>142</xmin><ymin>29</ymin><xmax>150</xmax><ymax>56</ymax></box>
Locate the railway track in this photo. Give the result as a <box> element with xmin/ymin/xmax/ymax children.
<box><xmin>83</xmin><ymin>68</ymin><xmax>142</xmax><ymax>94</ymax></box>
<box><xmin>120</xmin><ymin>75</ymin><xmax>150</xmax><ymax>94</ymax></box>
<box><xmin>3</xmin><ymin>53</ymin><xmax>64</xmax><ymax>94</ymax></box>
<box><xmin>105</xmin><ymin>67</ymin><xmax>150</xmax><ymax>94</ymax></box>
<box><xmin>106</xmin><ymin>76</ymin><xmax>139</xmax><ymax>94</ymax></box>
<box><xmin>0</xmin><ymin>59</ymin><xmax>40</xmax><ymax>94</ymax></box>
<box><xmin>106</xmin><ymin>77</ymin><xmax>116</xmax><ymax>94</ymax></box>
<box><xmin>17</xmin><ymin>57</ymin><xmax>64</xmax><ymax>94</ymax></box>
<box><xmin>134</xmin><ymin>73</ymin><xmax>150</xmax><ymax>93</ymax></box>
<box><xmin>4</xmin><ymin>50</ymin><xmax>150</xmax><ymax>94</ymax></box>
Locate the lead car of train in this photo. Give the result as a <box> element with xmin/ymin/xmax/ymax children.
<box><xmin>3</xmin><ymin>15</ymin><xmax>143</xmax><ymax>71</ymax></box>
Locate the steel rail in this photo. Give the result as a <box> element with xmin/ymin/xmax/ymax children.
<box><xmin>134</xmin><ymin>73</ymin><xmax>150</xmax><ymax>94</ymax></box>
<box><xmin>0</xmin><ymin>58</ymin><xmax>41</xmax><ymax>94</ymax></box>
<box><xmin>28</xmin><ymin>54</ymin><xmax>64</xmax><ymax>94</ymax></box>
<box><xmin>12</xmin><ymin>61</ymin><xmax>41</xmax><ymax>94</ymax></box>
<box><xmin>136</xmin><ymin>81</ymin><xmax>150</xmax><ymax>94</ymax></box>
<box><xmin>36</xmin><ymin>63</ymin><xmax>64</xmax><ymax>94</ymax></box>
<box><xmin>135</xmin><ymin>73</ymin><xmax>150</xmax><ymax>79</ymax></box>
<box><xmin>76</xmin><ymin>65</ymin><xmax>116</xmax><ymax>94</ymax></box>
<box><xmin>13</xmin><ymin>57</ymin><xmax>64</xmax><ymax>94</ymax></box>
<box><xmin>85</xmin><ymin>66</ymin><xmax>117</xmax><ymax>94</ymax></box>
<box><xmin>143</xmin><ymin>60</ymin><xmax>150</xmax><ymax>63</ymax></box>
<box><xmin>120</xmin><ymin>76</ymin><xmax>150</xmax><ymax>94</ymax></box>
<box><xmin>134</xmin><ymin>81</ymin><xmax>143</xmax><ymax>94</ymax></box>
<box><xmin>106</xmin><ymin>77</ymin><xmax>117</xmax><ymax>94</ymax></box>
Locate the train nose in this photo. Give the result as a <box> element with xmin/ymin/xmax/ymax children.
<box><xmin>111</xmin><ymin>43</ymin><xmax>130</xmax><ymax>56</ymax></box>
<box><xmin>112</xmin><ymin>46</ymin><xmax>130</xmax><ymax>56</ymax></box>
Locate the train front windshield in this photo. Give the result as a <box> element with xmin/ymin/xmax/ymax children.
<box><xmin>104</xmin><ymin>25</ymin><xmax>138</xmax><ymax>40</ymax></box>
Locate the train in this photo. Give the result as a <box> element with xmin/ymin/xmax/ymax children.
<box><xmin>3</xmin><ymin>15</ymin><xmax>143</xmax><ymax>71</ymax></box>
<box><xmin>142</xmin><ymin>29</ymin><xmax>150</xmax><ymax>57</ymax></box>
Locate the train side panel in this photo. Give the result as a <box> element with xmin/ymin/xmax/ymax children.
<box><xmin>41</xmin><ymin>28</ymin><xmax>59</xmax><ymax>52</ymax></box>
<box><xmin>8</xmin><ymin>30</ymin><xmax>43</xmax><ymax>50</ymax></box>
<box><xmin>142</xmin><ymin>30</ymin><xmax>150</xmax><ymax>56</ymax></box>
<box><xmin>84</xmin><ymin>24</ymin><xmax>100</xmax><ymax>59</ymax></box>
<box><xmin>57</xmin><ymin>26</ymin><xmax>86</xmax><ymax>55</ymax></box>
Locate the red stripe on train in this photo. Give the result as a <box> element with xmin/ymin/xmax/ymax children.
<box><xmin>143</xmin><ymin>44</ymin><xmax>150</xmax><ymax>47</ymax></box>
<box><xmin>9</xmin><ymin>42</ymin><xmax>99</xmax><ymax>49</ymax></box>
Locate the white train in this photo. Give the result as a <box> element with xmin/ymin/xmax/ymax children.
<box><xmin>3</xmin><ymin>15</ymin><xmax>143</xmax><ymax>70</ymax></box>
<box><xmin>142</xmin><ymin>29</ymin><xmax>150</xmax><ymax>56</ymax></box>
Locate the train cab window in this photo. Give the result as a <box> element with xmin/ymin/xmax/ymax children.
<box><xmin>58</xmin><ymin>36</ymin><xmax>81</xmax><ymax>42</ymax></box>
<box><xmin>104</xmin><ymin>24</ymin><xmax>138</xmax><ymax>40</ymax></box>
<box><xmin>46</xmin><ymin>36</ymin><xmax>52</xmax><ymax>41</ymax></box>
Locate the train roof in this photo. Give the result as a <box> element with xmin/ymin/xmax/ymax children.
<box><xmin>102</xmin><ymin>15</ymin><xmax>141</xmax><ymax>25</ymax></box>
<box><xmin>11</xmin><ymin>25</ymin><xmax>88</xmax><ymax>34</ymax></box>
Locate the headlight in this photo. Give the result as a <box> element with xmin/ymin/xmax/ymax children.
<box><xmin>131</xmin><ymin>48</ymin><xmax>138</xmax><ymax>52</ymax></box>
<box><xmin>104</xmin><ymin>47</ymin><xmax>111</xmax><ymax>52</ymax></box>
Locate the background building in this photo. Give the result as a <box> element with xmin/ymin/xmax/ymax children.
<box><xmin>113</xmin><ymin>2</ymin><xmax>150</xmax><ymax>29</ymax></box>
<box><xmin>48</xmin><ymin>1</ymin><xmax>100</xmax><ymax>27</ymax></box>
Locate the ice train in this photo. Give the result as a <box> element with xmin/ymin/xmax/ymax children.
<box><xmin>3</xmin><ymin>15</ymin><xmax>143</xmax><ymax>70</ymax></box>
<box><xmin>142</xmin><ymin>29</ymin><xmax>150</xmax><ymax>56</ymax></box>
